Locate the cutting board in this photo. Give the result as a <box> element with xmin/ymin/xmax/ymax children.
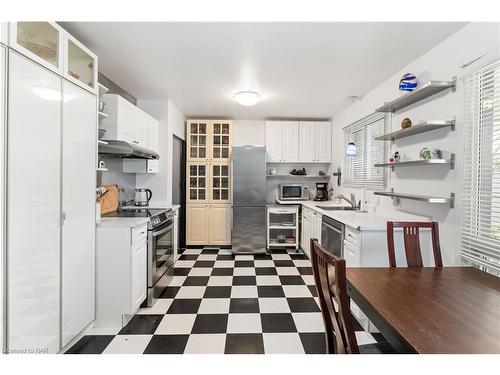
<box><xmin>97</xmin><ymin>185</ymin><xmax>119</xmax><ymax>214</ymax></box>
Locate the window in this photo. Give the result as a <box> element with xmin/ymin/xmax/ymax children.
<box><xmin>343</xmin><ymin>113</ymin><xmax>388</xmax><ymax>188</ymax></box>
<box><xmin>461</xmin><ymin>60</ymin><xmax>500</xmax><ymax>275</ymax></box>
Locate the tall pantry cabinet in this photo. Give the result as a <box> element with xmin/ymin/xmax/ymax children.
<box><xmin>3</xmin><ymin>22</ymin><xmax>97</xmax><ymax>353</ymax></box>
<box><xmin>186</xmin><ymin>120</ymin><xmax>232</xmax><ymax>246</ymax></box>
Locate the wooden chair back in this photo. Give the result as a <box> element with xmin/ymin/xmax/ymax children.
<box><xmin>386</xmin><ymin>221</ymin><xmax>443</xmax><ymax>268</ymax></box>
<box><xmin>310</xmin><ymin>238</ymin><xmax>359</xmax><ymax>354</ymax></box>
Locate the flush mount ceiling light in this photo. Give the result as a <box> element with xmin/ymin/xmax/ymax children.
<box><xmin>233</xmin><ymin>90</ymin><xmax>260</xmax><ymax>106</ymax></box>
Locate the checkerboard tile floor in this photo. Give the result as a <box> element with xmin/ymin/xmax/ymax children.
<box><xmin>66</xmin><ymin>248</ymin><xmax>388</xmax><ymax>354</ymax></box>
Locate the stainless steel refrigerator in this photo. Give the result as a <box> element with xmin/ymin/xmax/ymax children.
<box><xmin>232</xmin><ymin>145</ymin><xmax>267</xmax><ymax>254</ymax></box>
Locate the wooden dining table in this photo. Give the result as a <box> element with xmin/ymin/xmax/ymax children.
<box><xmin>346</xmin><ymin>267</ymin><xmax>500</xmax><ymax>354</ymax></box>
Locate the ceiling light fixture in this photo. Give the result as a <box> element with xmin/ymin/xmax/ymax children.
<box><xmin>233</xmin><ymin>90</ymin><xmax>260</xmax><ymax>106</ymax></box>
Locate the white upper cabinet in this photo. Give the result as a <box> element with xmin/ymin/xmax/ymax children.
<box><xmin>265</xmin><ymin>121</ymin><xmax>283</xmax><ymax>162</ymax></box>
<box><xmin>63</xmin><ymin>33</ymin><xmax>97</xmax><ymax>94</ymax></box>
<box><xmin>9</xmin><ymin>22</ymin><xmax>64</xmax><ymax>75</ymax></box>
<box><xmin>315</xmin><ymin>121</ymin><xmax>332</xmax><ymax>162</ymax></box>
<box><xmin>299</xmin><ymin>121</ymin><xmax>316</xmax><ymax>162</ymax></box>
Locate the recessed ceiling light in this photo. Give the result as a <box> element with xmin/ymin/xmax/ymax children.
<box><xmin>233</xmin><ymin>91</ymin><xmax>260</xmax><ymax>106</ymax></box>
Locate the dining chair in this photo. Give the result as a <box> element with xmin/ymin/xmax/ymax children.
<box><xmin>310</xmin><ymin>238</ymin><xmax>395</xmax><ymax>354</ymax></box>
<box><xmin>386</xmin><ymin>221</ymin><xmax>443</xmax><ymax>268</ymax></box>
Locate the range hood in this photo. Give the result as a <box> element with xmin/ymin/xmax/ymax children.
<box><xmin>98</xmin><ymin>140</ymin><xmax>159</xmax><ymax>160</ymax></box>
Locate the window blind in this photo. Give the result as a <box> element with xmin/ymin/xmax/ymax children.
<box><xmin>461</xmin><ymin>60</ymin><xmax>500</xmax><ymax>275</ymax></box>
<box><xmin>344</xmin><ymin>113</ymin><xmax>388</xmax><ymax>188</ymax></box>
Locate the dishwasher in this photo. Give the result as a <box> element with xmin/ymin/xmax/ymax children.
<box><xmin>321</xmin><ymin>216</ymin><xmax>345</xmax><ymax>257</ymax></box>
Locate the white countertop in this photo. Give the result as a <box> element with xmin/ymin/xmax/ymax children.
<box><xmin>97</xmin><ymin>217</ymin><xmax>150</xmax><ymax>228</ymax></box>
<box><xmin>121</xmin><ymin>204</ymin><xmax>180</xmax><ymax>210</ymax></box>
<box><xmin>277</xmin><ymin>199</ymin><xmax>428</xmax><ymax>231</ymax></box>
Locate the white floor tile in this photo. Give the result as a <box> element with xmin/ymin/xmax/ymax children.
<box><xmin>175</xmin><ymin>286</ymin><xmax>206</xmax><ymax>299</ymax></box>
<box><xmin>227</xmin><ymin>314</ymin><xmax>262</xmax><ymax>333</ymax></box>
<box><xmin>198</xmin><ymin>298</ymin><xmax>230</xmax><ymax>314</ymax></box>
<box><xmin>355</xmin><ymin>331</ymin><xmax>377</xmax><ymax>346</ymax></box>
<box><xmin>188</xmin><ymin>268</ymin><xmax>212</xmax><ymax>276</ymax></box>
<box><xmin>86</xmin><ymin>326</ymin><xmax>121</xmax><ymax>335</ymax></box>
<box><xmin>197</xmin><ymin>254</ymin><xmax>217</xmax><ymax>261</ymax></box>
<box><xmin>183</xmin><ymin>249</ymin><xmax>203</xmax><ymax>255</ymax></box>
<box><xmin>263</xmin><ymin>333</ymin><xmax>305</xmax><ymax>354</ymax></box>
<box><xmin>103</xmin><ymin>335</ymin><xmax>152</xmax><ymax>354</ymax></box>
<box><xmin>137</xmin><ymin>299</ymin><xmax>173</xmax><ymax>315</ymax></box>
<box><xmin>259</xmin><ymin>298</ymin><xmax>291</xmax><ymax>313</ymax></box>
<box><xmin>292</xmin><ymin>312</ymin><xmax>324</xmax><ymax>332</ymax></box>
<box><xmin>271</xmin><ymin>254</ymin><xmax>292</xmax><ymax>260</ymax></box>
<box><xmin>256</xmin><ymin>275</ymin><xmax>281</xmax><ymax>286</ymax></box>
<box><xmin>214</xmin><ymin>261</ymin><xmax>235</xmax><ymax>268</ymax></box>
<box><xmin>301</xmin><ymin>275</ymin><xmax>315</xmax><ymax>285</ymax></box>
<box><xmin>276</xmin><ymin>267</ymin><xmax>300</xmax><ymax>276</ymax></box>
<box><xmin>155</xmin><ymin>314</ymin><xmax>197</xmax><ymax>334</ymax></box>
<box><xmin>231</xmin><ymin>286</ymin><xmax>258</xmax><ymax>298</ymax></box>
<box><xmin>293</xmin><ymin>260</ymin><xmax>312</xmax><ymax>267</ymax></box>
<box><xmin>218</xmin><ymin>249</ymin><xmax>233</xmax><ymax>255</ymax></box>
<box><xmin>174</xmin><ymin>260</ymin><xmax>196</xmax><ymax>268</ymax></box>
<box><xmin>254</xmin><ymin>260</ymin><xmax>275</xmax><ymax>268</ymax></box>
<box><xmin>207</xmin><ymin>276</ymin><xmax>233</xmax><ymax>286</ymax></box>
<box><xmin>233</xmin><ymin>267</ymin><xmax>256</xmax><ymax>276</ymax></box>
<box><xmin>168</xmin><ymin>276</ymin><xmax>187</xmax><ymax>286</ymax></box>
<box><xmin>234</xmin><ymin>255</ymin><xmax>253</xmax><ymax>261</ymax></box>
<box><xmin>282</xmin><ymin>285</ymin><xmax>314</xmax><ymax>297</ymax></box>
<box><xmin>184</xmin><ymin>334</ymin><xmax>226</xmax><ymax>354</ymax></box>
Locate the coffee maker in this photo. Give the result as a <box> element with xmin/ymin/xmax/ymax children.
<box><xmin>314</xmin><ymin>182</ymin><xmax>328</xmax><ymax>201</ymax></box>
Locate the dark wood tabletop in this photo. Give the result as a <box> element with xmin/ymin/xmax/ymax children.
<box><xmin>346</xmin><ymin>267</ymin><xmax>500</xmax><ymax>354</ymax></box>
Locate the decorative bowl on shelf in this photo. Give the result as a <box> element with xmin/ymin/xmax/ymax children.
<box><xmin>401</xmin><ymin>117</ymin><xmax>412</xmax><ymax>129</ymax></box>
<box><xmin>98</xmin><ymin>128</ymin><xmax>107</xmax><ymax>139</ymax></box>
<box><xmin>399</xmin><ymin>73</ymin><xmax>418</xmax><ymax>93</ymax></box>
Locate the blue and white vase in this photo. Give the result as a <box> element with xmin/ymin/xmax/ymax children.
<box><xmin>399</xmin><ymin>73</ymin><xmax>418</xmax><ymax>93</ymax></box>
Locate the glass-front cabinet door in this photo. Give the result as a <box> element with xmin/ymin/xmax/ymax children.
<box><xmin>210</xmin><ymin>162</ymin><xmax>231</xmax><ymax>203</ymax></box>
<box><xmin>211</xmin><ymin>121</ymin><xmax>232</xmax><ymax>161</ymax></box>
<box><xmin>187</xmin><ymin>121</ymin><xmax>208</xmax><ymax>161</ymax></box>
<box><xmin>64</xmin><ymin>34</ymin><xmax>97</xmax><ymax>93</ymax></box>
<box><xmin>187</xmin><ymin>162</ymin><xmax>209</xmax><ymax>204</ymax></box>
<box><xmin>9</xmin><ymin>22</ymin><xmax>64</xmax><ymax>74</ymax></box>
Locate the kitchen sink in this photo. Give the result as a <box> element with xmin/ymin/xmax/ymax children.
<box><xmin>316</xmin><ymin>206</ymin><xmax>368</xmax><ymax>213</ymax></box>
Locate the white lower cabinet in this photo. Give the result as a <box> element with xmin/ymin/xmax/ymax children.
<box><xmin>187</xmin><ymin>204</ymin><xmax>209</xmax><ymax>246</ymax></box>
<box><xmin>96</xmin><ymin>223</ymin><xmax>148</xmax><ymax>327</ymax></box>
<box><xmin>300</xmin><ymin>207</ymin><xmax>322</xmax><ymax>258</ymax></box>
<box><xmin>187</xmin><ymin>204</ymin><xmax>231</xmax><ymax>246</ymax></box>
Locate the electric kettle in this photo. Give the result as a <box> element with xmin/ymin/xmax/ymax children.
<box><xmin>134</xmin><ymin>188</ymin><xmax>152</xmax><ymax>206</ymax></box>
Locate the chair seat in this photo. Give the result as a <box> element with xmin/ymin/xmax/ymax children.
<box><xmin>359</xmin><ymin>341</ymin><xmax>397</xmax><ymax>354</ymax></box>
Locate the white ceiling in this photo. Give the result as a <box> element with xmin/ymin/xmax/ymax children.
<box><xmin>61</xmin><ymin>22</ymin><xmax>466</xmax><ymax>119</ymax></box>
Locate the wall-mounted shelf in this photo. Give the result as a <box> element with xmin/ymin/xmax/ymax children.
<box><xmin>266</xmin><ymin>175</ymin><xmax>330</xmax><ymax>179</ymax></box>
<box><xmin>375</xmin><ymin>154</ymin><xmax>455</xmax><ymax>170</ymax></box>
<box><xmin>98</xmin><ymin>111</ymin><xmax>108</xmax><ymax>120</ymax></box>
<box><xmin>98</xmin><ymin>140</ymin><xmax>108</xmax><ymax>145</ymax></box>
<box><xmin>375</xmin><ymin>79</ymin><xmax>456</xmax><ymax>113</ymax></box>
<box><xmin>98</xmin><ymin>83</ymin><xmax>109</xmax><ymax>97</ymax></box>
<box><xmin>375</xmin><ymin>120</ymin><xmax>455</xmax><ymax>141</ymax></box>
<box><xmin>374</xmin><ymin>190</ymin><xmax>455</xmax><ymax>208</ymax></box>
<box><xmin>96</xmin><ymin>167</ymin><xmax>108</xmax><ymax>172</ymax></box>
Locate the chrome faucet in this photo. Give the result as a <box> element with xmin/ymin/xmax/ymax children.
<box><xmin>337</xmin><ymin>193</ymin><xmax>361</xmax><ymax>210</ymax></box>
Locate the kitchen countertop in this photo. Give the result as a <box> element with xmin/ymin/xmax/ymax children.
<box><xmin>276</xmin><ymin>198</ymin><xmax>428</xmax><ymax>231</ymax></box>
<box><xmin>97</xmin><ymin>217</ymin><xmax>150</xmax><ymax>228</ymax></box>
<box><xmin>121</xmin><ymin>204</ymin><xmax>180</xmax><ymax>210</ymax></box>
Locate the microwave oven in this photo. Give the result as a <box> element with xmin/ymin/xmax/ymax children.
<box><xmin>279</xmin><ymin>184</ymin><xmax>307</xmax><ymax>200</ymax></box>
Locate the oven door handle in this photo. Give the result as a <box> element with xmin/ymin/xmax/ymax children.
<box><xmin>152</xmin><ymin>223</ymin><xmax>174</xmax><ymax>237</ymax></box>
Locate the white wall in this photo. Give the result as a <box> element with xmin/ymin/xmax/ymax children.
<box><xmin>330</xmin><ymin>22</ymin><xmax>500</xmax><ymax>266</ymax></box>
<box><xmin>233</xmin><ymin>120</ymin><xmax>266</xmax><ymax>145</ymax></box>
<box><xmin>165</xmin><ymin>100</ymin><xmax>186</xmax><ymax>205</ymax></box>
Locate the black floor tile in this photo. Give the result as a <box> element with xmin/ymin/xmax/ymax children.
<box><xmin>182</xmin><ymin>276</ymin><xmax>210</xmax><ymax>286</ymax></box>
<box><xmin>229</xmin><ymin>298</ymin><xmax>260</xmax><ymax>313</ymax></box>
<box><xmin>270</xmin><ymin>249</ymin><xmax>288</xmax><ymax>254</ymax></box>
<box><xmin>201</xmin><ymin>249</ymin><xmax>219</xmax><ymax>254</ymax></box>
<box><xmin>179</xmin><ymin>254</ymin><xmax>199</xmax><ymax>261</ymax></box>
<box><xmin>287</xmin><ymin>298</ymin><xmax>321</xmax><ymax>313</ymax></box>
<box><xmin>371</xmin><ymin>332</ymin><xmax>386</xmax><ymax>343</ymax></box>
<box><xmin>143</xmin><ymin>335</ymin><xmax>189</xmax><ymax>354</ymax></box>
<box><xmin>253</xmin><ymin>254</ymin><xmax>272</xmax><ymax>260</ymax></box>
<box><xmin>359</xmin><ymin>342</ymin><xmax>397</xmax><ymax>354</ymax></box>
<box><xmin>351</xmin><ymin>313</ymin><xmax>364</xmax><ymax>332</ymax></box>
<box><xmin>273</xmin><ymin>260</ymin><xmax>295</xmax><ymax>267</ymax></box>
<box><xmin>211</xmin><ymin>268</ymin><xmax>234</xmax><ymax>276</ymax></box>
<box><xmin>235</xmin><ymin>260</ymin><xmax>254</xmax><ymax>268</ymax></box>
<box><xmin>159</xmin><ymin>286</ymin><xmax>180</xmax><ymax>299</ymax></box>
<box><xmin>299</xmin><ymin>332</ymin><xmax>326</xmax><ymax>354</ymax></box>
<box><xmin>290</xmin><ymin>253</ymin><xmax>308</xmax><ymax>260</ymax></box>
<box><xmin>193</xmin><ymin>260</ymin><xmax>215</xmax><ymax>268</ymax></box>
<box><xmin>297</xmin><ymin>267</ymin><xmax>313</xmax><ymax>275</ymax></box>
<box><xmin>173</xmin><ymin>268</ymin><xmax>191</xmax><ymax>276</ymax></box>
<box><xmin>203</xmin><ymin>286</ymin><xmax>232</xmax><ymax>298</ymax></box>
<box><xmin>225</xmin><ymin>333</ymin><xmax>264</xmax><ymax>354</ymax></box>
<box><xmin>65</xmin><ymin>335</ymin><xmax>114</xmax><ymax>354</ymax></box>
<box><xmin>255</xmin><ymin>267</ymin><xmax>278</xmax><ymax>275</ymax></box>
<box><xmin>118</xmin><ymin>315</ymin><xmax>164</xmax><ymax>335</ymax></box>
<box><xmin>257</xmin><ymin>285</ymin><xmax>285</xmax><ymax>298</ymax></box>
<box><xmin>232</xmin><ymin>276</ymin><xmax>257</xmax><ymax>286</ymax></box>
<box><xmin>216</xmin><ymin>254</ymin><xmax>235</xmax><ymax>261</ymax></box>
<box><xmin>261</xmin><ymin>313</ymin><xmax>297</xmax><ymax>333</ymax></box>
<box><xmin>307</xmin><ymin>285</ymin><xmax>318</xmax><ymax>297</ymax></box>
<box><xmin>191</xmin><ymin>314</ymin><xmax>228</xmax><ymax>334</ymax></box>
<box><xmin>167</xmin><ymin>299</ymin><xmax>201</xmax><ymax>314</ymax></box>
<box><xmin>279</xmin><ymin>275</ymin><xmax>305</xmax><ymax>285</ymax></box>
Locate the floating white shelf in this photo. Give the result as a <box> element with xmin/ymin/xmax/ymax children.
<box><xmin>375</xmin><ymin>154</ymin><xmax>455</xmax><ymax>169</ymax></box>
<box><xmin>375</xmin><ymin>120</ymin><xmax>455</xmax><ymax>141</ymax></box>
<box><xmin>268</xmin><ymin>241</ymin><xmax>297</xmax><ymax>247</ymax></box>
<box><xmin>98</xmin><ymin>83</ymin><xmax>109</xmax><ymax>97</ymax></box>
<box><xmin>98</xmin><ymin>111</ymin><xmax>108</xmax><ymax>120</ymax></box>
<box><xmin>374</xmin><ymin>191</ymin><xmax>455</xmax><ymax>208</ymax></box>
<box><xmin>266</xmin><ymin>174</ymin><xmax>329</xmax><ymax>179</ymax></box>
<box><xmin>96</xmin><ymin>167</ymin><xmax>108</xmax><ymax>172</ymax></box>
<box><xmin>376</xmin><ymin>79</ymin><xmax>456</xmax><ymax>113</ymax></box>
<box><xmin>98</xmin><ymin>140</ymin><xmax>108</xmax><ymax>145</ymax></box>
